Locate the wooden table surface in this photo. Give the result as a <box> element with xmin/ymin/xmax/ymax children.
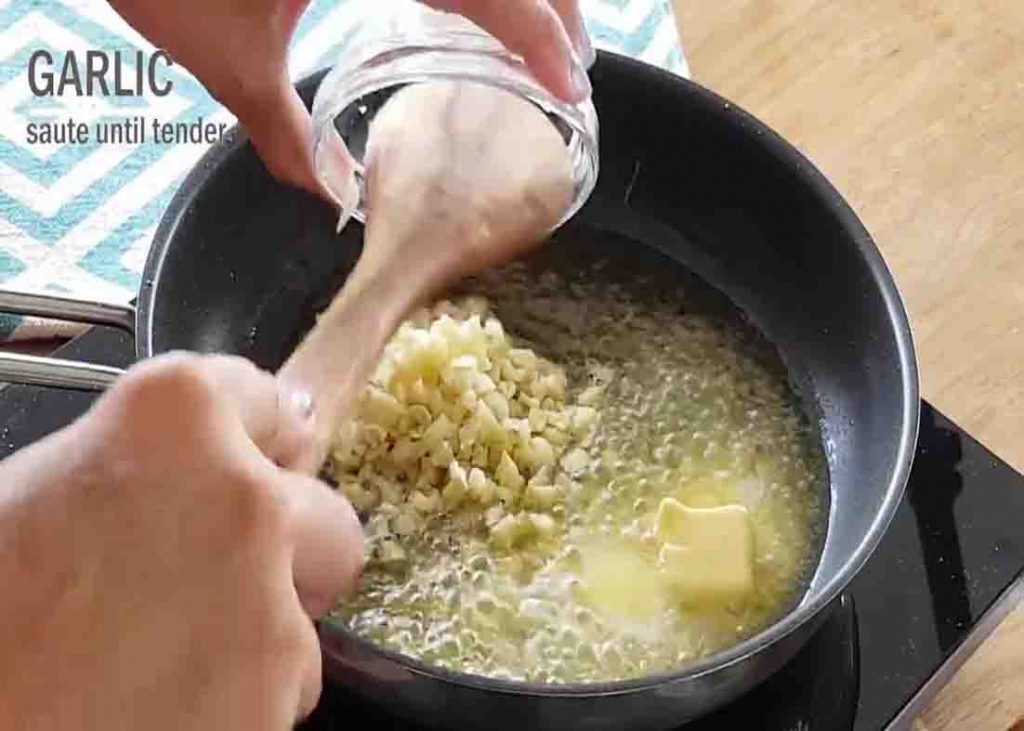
<box><xmin>1</xmin><ymin>3</ymin><xmax>1020</xmax><ymax>725</ymax></box>
<box><xmin>672</xmin><ymin>0</ymin><xmax>1024</xmax><ymax>727</ymax></box>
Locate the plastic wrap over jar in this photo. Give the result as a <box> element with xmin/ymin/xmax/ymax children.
<box><xmin>311</xmin><ymin>1</ymin><xmax>599</xmax><ymax>233</ymax></box>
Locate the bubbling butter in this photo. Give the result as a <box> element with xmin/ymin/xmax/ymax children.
<box><xmin>327</xmin><ymin>262</ymin><xmax>826</xmax><ymax>684</ymax></box>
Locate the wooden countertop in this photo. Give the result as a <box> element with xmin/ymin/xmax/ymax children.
<box><xmin>672</xmin><ymin>0</ymin><xmax>1024</xmax><ymax>727</ymax></box>
<box><xmin>2</xmin><ymin>3</ymin><xmax>1020</xmax><ymax>723</ymax></box>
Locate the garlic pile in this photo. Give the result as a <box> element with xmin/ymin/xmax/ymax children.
<box><xmin>327</xmin><ymin>298</ymin><xmax>602</xmax><ymax>560</ymax></box>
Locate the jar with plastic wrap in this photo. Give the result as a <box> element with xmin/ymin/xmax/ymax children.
<box><xmin>310</xmin><ymin>1</ymin><xmax>600</xmax><ymax>232</ymax></box>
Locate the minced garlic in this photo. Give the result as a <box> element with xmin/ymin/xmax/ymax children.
<box><xmin>327</xmin><ymin>297</ymin><xmax>600</xmax><ymax>556</ymax></box>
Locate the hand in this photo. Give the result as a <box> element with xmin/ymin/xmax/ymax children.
<box><xmin>428</xmin><ymin>0</ymin><xmax>594</xmax><ymax>98</ymax></box>
<box><xmin>109</xmin><ymin>0</ymin><xmax>592</xmax><ymax>195</ymax></box>
<box><xmin>0</xmin><ymin>354</ymin><xmax>364</xmax><ymax>729</ymax></box>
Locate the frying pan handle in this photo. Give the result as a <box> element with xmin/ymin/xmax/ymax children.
<box><xmin>0</xmin><ymin>290</ymin><xmax>134</xmax><ymax>392</ymax></box>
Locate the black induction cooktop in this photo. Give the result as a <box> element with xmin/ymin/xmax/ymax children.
<box><xmin>2</xmin><ymin>326</ymin><xmax>1022</xmax><ymax>731</ymax></box>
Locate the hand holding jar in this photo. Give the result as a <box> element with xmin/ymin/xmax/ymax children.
<box><xmin>109</xmin><ymin>0</ymin><xmax>594</xmax><ymax>196</ymax></box>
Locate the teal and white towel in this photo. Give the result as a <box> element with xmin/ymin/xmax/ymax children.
<box><xmin>0</xmin><ymin>0</ymin><xmax>687</xmax><ymax>341</ymax></box>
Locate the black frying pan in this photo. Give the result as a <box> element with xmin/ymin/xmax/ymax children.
<box><xmin>0</xmin><ymin>53</ymin><xmax>918</xmax><ymax>729</ymax></box>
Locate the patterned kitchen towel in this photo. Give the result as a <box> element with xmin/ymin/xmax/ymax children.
<box><xmin>0</xmin><ymin>0</ymin><xmax>687</xmax><ymax>341</ymax></box>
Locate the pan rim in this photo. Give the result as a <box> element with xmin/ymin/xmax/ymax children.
<box><xmin>138</xmin><ymin>51</ymin><xmax>920</xmax><ymax>699</ymax></box>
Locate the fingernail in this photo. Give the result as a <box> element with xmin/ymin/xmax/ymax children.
<box><xmin>578</xmin><ymin>22</ymin><xmax>596</xmax><ymax>69</ymax></box>
<box><xmin>316</xmin><ymin>128</ymin><xmax>360</xmax><ymax>232</ymax></box>
<box><xmin>570</xmin><ymin>54</ymin><xmax>592</xmax><ymax>100</ymax></box>
<box><xmin>287</xmin><ymin>389</ymin><xmax>317</xmax><ymax>423</ymax></box>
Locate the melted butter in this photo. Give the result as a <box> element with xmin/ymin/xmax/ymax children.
<box><xmin>578</xmin><ymin>540</ymin><xmax>663</xmax><ymax>621</ymax></box>
<box><xmin>330</xmin><ymin>258</ymin><xmax>827</xmax><ymax>684</ymax></box>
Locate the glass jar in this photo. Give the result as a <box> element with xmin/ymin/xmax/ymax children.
<box><xmin>311</xmin><ymin>1</ymin><xmax>599</xmax><ymax>231</ymax></box>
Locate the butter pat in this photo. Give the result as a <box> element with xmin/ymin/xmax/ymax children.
<box><xmin>655</xmin><ymin>498</ymin><xmax>755</xmax><ymax>607</ymax></box>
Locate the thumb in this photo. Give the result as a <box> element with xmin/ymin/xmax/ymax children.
<box><xmin>238</xmin><ymin>73</ymin><xmax>322</xmax><ymax>197</ymax></box>
<box><xmin>239</xmin><ymin>72</ymin><xmax>360</xmax><ymax>217</ymax></box>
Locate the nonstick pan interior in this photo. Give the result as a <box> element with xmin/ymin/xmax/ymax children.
<box><xmin>140</xmin><ymin>53</ymin><xmax>917</xmax><ymax>704</ymax></box>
